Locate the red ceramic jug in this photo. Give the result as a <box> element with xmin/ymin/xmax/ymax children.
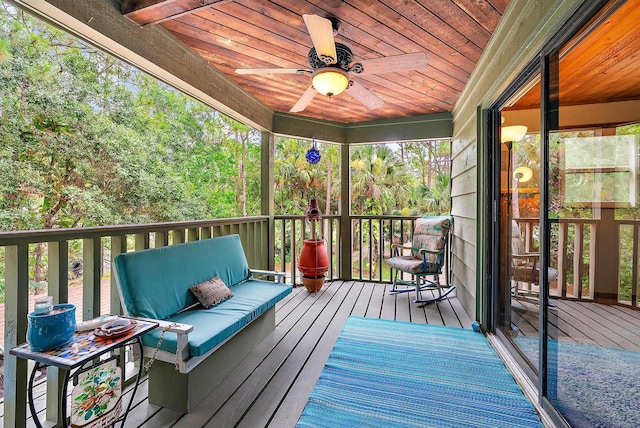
<box><xmin>298</xmin><ymin>238</ymin><xmax>329</xmax><ymax>278</ymax></box>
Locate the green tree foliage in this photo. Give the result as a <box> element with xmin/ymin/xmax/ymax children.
<box><xmin>0</xmin><ymin>4</ymin><xmax>451</xmax><ymax>295</ymax></box>
<box><xmin>272</xmin><ymin>138</ymin><xmax>451</xmax><ymax>217</ymax></box>
<box><xmin>0</xmin><ymin>4</ymin><xmax>260</xmax><ymax>292</ymax></box>
<box><xmin>350</xmin><ymin>141</ymin><xmax>450</xmax><ymax>216</ymax></box>
<box><xmin>0</xmin><ymin>4</ymin><xmax>260</xmax><ymax>231</ymax></box>
<box><xmin>274</xmin><ymin>138</ymin><xmax>341</xmax><ymax>215</ymax></box>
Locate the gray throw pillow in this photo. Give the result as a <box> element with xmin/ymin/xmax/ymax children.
<box><xmin>189</xmin><ymin>276</ymin><xmax>233</xmax><ymax>309</ymax></box>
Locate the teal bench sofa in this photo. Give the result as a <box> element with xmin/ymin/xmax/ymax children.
<box><xmin>113</xmin><ymin>234</ymin><xmax>292</xmax><ymax>413</ymax></box>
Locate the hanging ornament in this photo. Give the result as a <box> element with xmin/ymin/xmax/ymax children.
<box><xmin>306</xmin><ymin>139</ymin><xmax>321</xmax><ymax>164</ymax></box>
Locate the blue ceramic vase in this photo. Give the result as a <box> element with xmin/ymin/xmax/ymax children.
<box><xmin>27</xmin><ymin>303</ymin><xmax>77</xmax><ymax>352</ymax></box>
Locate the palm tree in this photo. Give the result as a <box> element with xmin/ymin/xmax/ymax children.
<box><xmin>411</xmin><ymin>173</ymin><xmax>451</xmax><ymax>215</ymax></box>
<box><xmin>351</xmin><ymin>145</ymin><xmax>409</xmax><ymax>215</ymax></box>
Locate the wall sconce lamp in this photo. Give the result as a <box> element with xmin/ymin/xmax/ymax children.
<box><xmin>501</xmin><ymin>125</ymin><xmax>528</xmax><ymax>189</ymax></box>
<box><xmin>501</xmin><ymin>125</ymin><xmax>528</xmax><ymax>146</ymax></box>
<box><xmin>513</xmin><ymin>166</ymin><xmax>533</xmax><ymax>183</ymax></box>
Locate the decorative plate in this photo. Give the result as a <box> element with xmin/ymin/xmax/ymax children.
<box><xmin>93</xmin><ymin>319</ymin><xmax>134</xmax><ymax>338</ymax></box>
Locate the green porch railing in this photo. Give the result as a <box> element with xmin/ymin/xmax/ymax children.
<box><xmin>515</xmin><ymin>216</ymin><xmax>640</xmax><ymax>305</ymax></box>
<box><xmin>273</xmin><ymin>215</ymin><xmax>424</xmax><ymax>285</ymax></box>
<box><xmin>2</xmin><ymin>214</ymin><xmax>639</xmax><ymax>426</ymax></box>
<box><xmin>0</xmin><ymin>216</ymin><xmax>268</xmax><ymax>427</ymax></box>
<box><xmin>350</xmin><ymin>215</ymin><xmax>421</xmax><ymax>283</ymax></box>
<box><xmin>274</xmin><ymin>215</ymin><xmax>341</xmax><ymax>286</ymax></box>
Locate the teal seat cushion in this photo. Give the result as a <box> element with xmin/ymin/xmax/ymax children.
<box><xmin>113</xmin><ymin>235</ymin><xmax>250</xmax><ymax>320</ymax></box>
<box><xmin>141</xmin><ymin>279</ymin><xmax>292</xmax><ymax>357</ymax></box>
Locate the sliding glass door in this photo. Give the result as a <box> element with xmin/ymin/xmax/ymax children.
<box><xmin>493</xmin><ymin>1</ymin><xmax>640</xmax><ymax>426</ymax></box>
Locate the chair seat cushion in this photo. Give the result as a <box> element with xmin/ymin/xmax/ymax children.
<box><xmin>387</xmin><ymin>256</ymin><xmax>438</xmax><ymax>274</ymax></box>
<box><xmin>141</xmin><ymin>279</ymin><xmax>291</xmax><ymax>357</ymax></box>
<box><xmin>512</xmin><ymin>264</ymin><xmax>559</xmax><ymax>283</ymax></box>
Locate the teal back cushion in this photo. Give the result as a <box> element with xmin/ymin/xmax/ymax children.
<box><xmin>113</xmin><ymin>234</ymin><xmax>250</xmax><ymax>320</ymax></box>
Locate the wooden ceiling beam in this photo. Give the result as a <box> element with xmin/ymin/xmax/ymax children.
<box><xmin>271</xmin><ymin>111</ymin><xmax>453</xmax><ymax>144</ymax></box>
<box><xmin>123</xmin><ymin>0</ymin><xmax>231</xmax><ymax>27</ymax></box>
<box><xmin>16</xmin><ymin>0</ymin><xmax>273</xmax><ymax>130</ymax></box>
<box><xmin>121</xmin><ymin>0</ymin><xmax>165</xmax><ymax>15</ymax></box>
<box><xmin>503</xmin><ymin>100</ymin><xmax>640</xmax><ymax>133</ymax></box>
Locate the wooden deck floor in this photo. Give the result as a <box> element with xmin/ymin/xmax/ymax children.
<box><xmin>19</xmin><ymin>283</ymin><xmax>640</xmax><ymax>427</ymax></box>
<box><xmin>131</xmin><ymin>289</ymin><xmax>640</xmax><ymax>428</ymax></box>
<box><xmin>511</xmin><ymin>297</ymin><xmax>640</xmax><ymax>351</ymax></box>
<box><xmin>132</xmin><ymin>280</ymin><xmax>472</xmax><ymax>428</ymax></box>
<box><xmin>24</xmin><ymin>280</ymin><xmax>472</xmax><ymax>428</ymax></box>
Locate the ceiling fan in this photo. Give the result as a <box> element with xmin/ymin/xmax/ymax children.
<box><xmin>235</xmin><ymin>14</ymin><xmax>429</xmax><ymax>113</ymax></box>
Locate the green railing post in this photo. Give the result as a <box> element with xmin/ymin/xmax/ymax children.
<box><xmin>261</xmin><ymin>131</ymin><xmax>275</xmax><ymax>271</ymax></box>
<box><xmin>4</xmin><ymin>244</ymin><xmax>30</xmax><ymax>428</ymax></box>
<box><xmin>47</xmin><ymin>241</ymin><xmax>69</xmax><ymax>424</ymax></box>
<box><xmin>83</xmin><ymin>237</ymin><xmax>102</xmax><ymax>320</ymax></box>
<box><xmin>135</xmin><ymin>233</ymin><xmax>149</xmax><ymax>250</ymax></box>
<box><xmin>111</xmin><ymin>235</ymin><xmax>127</xmax><ymax>315</ymax></box>
<box><xmin>340</xmin><ymin>145</ymin><xmax>352</xmax><ymax>280</ymax></box>
<box><xmin>171</xmin><ymin>229</ymin><xmax>185</xmax><ymax>244</ymax></box>
<box><xmin>155</xmin><ymin>230</ymin><xmax>168</xmax><ymax>247</ymax></box>
<box><xmin>187</xmin><ymin>228</ymin><xmax>198</xmax><ymax>242</ymax></box>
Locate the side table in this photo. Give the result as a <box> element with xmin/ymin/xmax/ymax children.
<box><xmin>10</xmin><ymin>317</ymin><xmax>157</xmax><ymax>428</ymax></box>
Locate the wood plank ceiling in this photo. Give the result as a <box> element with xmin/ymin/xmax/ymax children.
<box><xmin>122</xmin><ymin>0</ymin><xmax>509</xmax><ymax>124</ymax></box>
<box><xmin>511</xmin><ymin>0</ymin><xmax>640</xmax><ymax>112</ymax></box>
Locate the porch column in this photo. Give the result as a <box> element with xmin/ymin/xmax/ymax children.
<box><xmin>592</xmin><ymin>127</ymin><xmax>620</xmax><ymax>304</ymax></box>
<box><xmin>340</xmin><ymin>143</ymin><xmax>352</xmax><ymax>280</ymax></box>
<box><xmin>261</xmin><ymin>131</ymin><xmax>275</xmax><ymax>271</ymax></box>
<box><xmin>592</xmin><ymin>208</ymin><xmax>619</xmax><ymax>304</ymax></box>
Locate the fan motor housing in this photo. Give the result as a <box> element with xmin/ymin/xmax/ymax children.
<box><xmin>308</xmin><ymin>42</ymin><xmax>353</xmax><ymax>72</ymax></box>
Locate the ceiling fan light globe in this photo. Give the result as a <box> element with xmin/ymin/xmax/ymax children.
<box><xmin>311</xmin><ymin>68</ymin><xmax>349</xmax><ymax>97</ymax></box>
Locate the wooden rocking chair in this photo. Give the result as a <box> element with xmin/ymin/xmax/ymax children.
<box><xmin>510</xmin><ymin>220</ymin><xmax>558</xmax><ymax>301</ymax></box>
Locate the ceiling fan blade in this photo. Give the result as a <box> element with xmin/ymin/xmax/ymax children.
<box><xmin>303</xmin><ymin>14</ymin><xmax>337</xmax><ymax>64</ymax></box>
<box><xmin>354</xmin><ymin>52</ymin><xmax>429</xmax><ymax>75</ymax></box>
<box><xmin>290</xmin><ymin>86</ymin><xmax>317</xmax><ymax>112</ymax></box>
<box><xmin>235</xmin><ymin>68</ymin><xmax>307</xmax><ymax>75</ymax></box>
<box><xmin>346</xmin><ymin>81</ymin><xmax>384</xmax><ymax>110</ymax></box>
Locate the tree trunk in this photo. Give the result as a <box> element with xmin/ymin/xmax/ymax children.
<box><xmin>241</xmin><ymin>133</ymin><xmax>247</xmax><ymax>217</ymax></box>
<box><xmin>324</xmin><ymin>158</ymin><xmax>332</xmax><ymax>240</ymax></box>
<box><xmin>34</xmin><ymin>242</ymin><xmax>46</xmax><ymax>283</ymax></box>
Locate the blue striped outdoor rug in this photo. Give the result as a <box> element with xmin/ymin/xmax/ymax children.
<box><xmin>297</xmin><ymin>317</ymin><xmax>543</xmax><ymax>428</ymax></box>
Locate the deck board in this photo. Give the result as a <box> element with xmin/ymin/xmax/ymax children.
<box><xmin>564</xmin><ymin>301</ymin><xmax>640</xmax><ymax>350</ymax></box>
<box><xmin>173</xmin><ymin>281</ymin><xmax>467</xmax><ymax>428</ymax></box>
<box><xmin>260</xmin><ymin>281</ymin><xmax>367</xmax><ymax>428</ymax></box>
<box><xmin>14</xmin><ymin>282</ymin><xmax>640</xmax><ymax>427</ymax></box>
<box><xmin>510</xmin><ymin>298</ymin><xmax>640</xmax><ymax>351</ymax></box>
<box><xmin>351</xmin><ymin>281</ymin><xmax>374</xmax><ymax>318</ymax></box>
<box><xmin>365</xmin><ymin>280</ymin><xmax>385</xmax><ymax>318</ymax></box>
<box><xmin>511</xmin><ymin>299</ymin><xmax>540</xmax><ymax>337</ymax></box>
<box><xmin>226</xmin><ymin>281</ymin><xmax>357</xmax><ymax>428</ymax></box>
<box><xmin>557</xmin><ymin>300</ymin><xmax>624</xmax><ymax>347</ymax></box>
<box><xmin>20</xmin><ymin>281</ymin><xmax>469</xmax><ymax>427</ymax></box>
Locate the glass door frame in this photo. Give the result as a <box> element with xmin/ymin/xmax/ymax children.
<box><xmin>485</xmin><ymin>0</ymin><xmax>620</xmax><ymax>424</ymax></box>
